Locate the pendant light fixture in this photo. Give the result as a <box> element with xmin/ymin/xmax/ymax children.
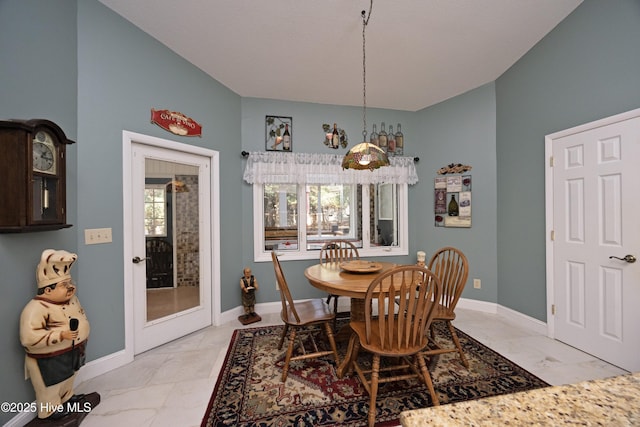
<box><xmin>342</xmin><ymin>0</ymin><xmax>389</xmax><ymax>171</ymax></box>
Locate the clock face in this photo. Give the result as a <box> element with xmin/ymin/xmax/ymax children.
<box><xmin>33</xmin><ymin>131</ymin><xmax>57</xmax><ymax>174</ymax></box>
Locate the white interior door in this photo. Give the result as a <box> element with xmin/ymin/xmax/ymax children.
<box><xmin>125</xmin><ymin>133</ymin><xmax>219</xmax><ymax>355</ymax></box>
<box><xmin>547</xmin><ymin>110</ymin><xmax>640</xmax><ymax>371</ymax></box>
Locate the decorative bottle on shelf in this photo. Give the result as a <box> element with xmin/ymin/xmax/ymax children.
<box><xmin>387</xmin><ymin>124</ymin><xmax>396</xmax><ymax>156</ymax></box>
<box><xmin>283</xmin><ymin>124</ymin><xmax>291</xmax><ymax>151</ymax></box>
<box><xmin>370</xmin><ymin>123</ymin><xmax>379</xmax><ymax>146</ymax></box>
<box><xmin>332</xmin><ymin>123</ymin><xmax>340</xmax><ymax>149</ymax></box>
<box><xmin>395</xmin><ymin>123</ymin><xmax>404</xmax><ymax>155</ymax></box>
<box><xmin>448</xmin><ymin>194</ymin><xmax>459</xmax><ymax>216</ymax></box>
<box><xmin>378</xmin><ymin>122</ymin><xmax>388</xmax><ymax>152</ymax></box>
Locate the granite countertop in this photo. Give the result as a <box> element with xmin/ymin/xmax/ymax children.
<box><xmin>400</xmin><ymin>372</ymin><xmax>640</xmax><ymax>426</ymax></box>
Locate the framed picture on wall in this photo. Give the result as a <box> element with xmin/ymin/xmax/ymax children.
<box><xmin>434</xmin><ymin>174</ymin><xmax>472</xmax><ymax>228</ymax></box>
<box><xmin>265</xmin><ymin>116</ymin><xmax>292</xmax><ymax>152</ymax></box>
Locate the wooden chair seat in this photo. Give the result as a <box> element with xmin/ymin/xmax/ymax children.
<box><xmin>272</xmin><ymin>251</ymin><xmax>339</xmax><ymax>382</ymax></box>
<box><xmin>431</xmin><ymin>303</ymin><xmax>455</xmax><ymax>321</ymax></box>
<box><xmin>350</xmin><ymin>320</ymin><xmax>426</xmax><ymax>357</ymax></box>
<box><xmin>282</xmin><ymin>299</ymin><xmax>335</xmax><ymax>325</ymax></box>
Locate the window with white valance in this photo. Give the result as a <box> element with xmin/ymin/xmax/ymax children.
<box><xmin>242</xmin><ymin>152</ymin><xmax>419</xmax><ymax>185</ymax></box>
<box><xmin>243</xmin><ymin>151</ymin><xmax>418</xmax><ymax>262</ymax></box>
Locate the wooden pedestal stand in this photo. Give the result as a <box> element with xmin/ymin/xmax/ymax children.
<box><xmin>238</xmin><ymin>313</ymin><xmax>261</xmax><ymax>325</ymax></box>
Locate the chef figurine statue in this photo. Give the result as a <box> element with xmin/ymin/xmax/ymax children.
<box><xmin>238</xmin><ymin>267</ymin><xmax>261</xmax><ymax>325</ymax></box>
<box><xmin>20</xmin><ymin>249</ymin><xmax>99</xmax><ymax>425</ymax></box>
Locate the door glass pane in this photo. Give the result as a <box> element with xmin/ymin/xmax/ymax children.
<box><xmin>145</xmin><ymin>159</ymin><xmax>200</xmax><ymax>321</ymax></box>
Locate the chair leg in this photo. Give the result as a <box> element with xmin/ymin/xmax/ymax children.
<box><xmin>323</xmin><ymin>322</ymin><xmax>339</xmax><ymax>365</ymax></box>
<box><xmin>447</xmin><ymin>321</ymin><xmax>469</xmax><ymax>368</ymax></box>
<box><xmin>429</xmin><ymin>322</ymin><xmax>436</xmax><ymax>341</ymax></box>
<box><xmin>281</xmin><ymin>328</ymin><xmax>297</xmax><ymax>382</ymax></box>
<box><xmin>333</xmin><ymin>295</ymin><xmax>339</xmax><ymax>330</ymax></box>
<box><xmin>417</xmin><ymin>352</ymin><xmax>440</xmax><ymax>406</ymax></box>
<box><xmin>278</xmin><ymin>324</ymin><xmax>289</xmax><ymax>350</ymax></box>
<box><xmin>368</xmin><ymin>355</ymin><xmax>380</xmax><ymax>427</ymax></box>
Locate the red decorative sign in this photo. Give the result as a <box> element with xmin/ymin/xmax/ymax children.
<box><xmin>150</xmin><ymin>109</ymin><xmax>202</xmax><ymax>137</ymax></box>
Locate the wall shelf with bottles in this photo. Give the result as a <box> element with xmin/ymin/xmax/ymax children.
<box><xmin>368</xmin><ymin>122</ymin><xmax>404</xmax><ymax>156</ymax></box>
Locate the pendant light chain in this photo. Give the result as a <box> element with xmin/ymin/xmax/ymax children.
<box><xmin>342</xmin><ymin>0</ymin><xmax>389</xmax><ymax>171</ymax></box>
<box><xmin>361</xmin><ymin>0</ymin><xmax>372</xmax><ymax>141</ymax></box>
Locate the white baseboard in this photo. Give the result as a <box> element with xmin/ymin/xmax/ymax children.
<box><xmin>457</xmin><ymin>297</ymin><xmax>547</xmax><ymax>335</ymax></box>
<box><xmin>217</xmin><ymin>301</ymin><xmax>281</xmax><ymax>325</ymax></box>
<box><xmin>75</xmin><ymin>349</ymin><xmax>133</xmax><ymax>385</ymax></box>
<box><xmin>4</xmin><ymin>411</ymin><xmax>32</xmax><ymax>427</ymax></box>
<box><xmin>496</xmin><ymin>304</ymin><xmax>547</xmax><ymax>335</ymax></box>
<box><xmin>457</xmin><ymin>297</ymin><xmax>498</xmax><ymax>314</ymax></box>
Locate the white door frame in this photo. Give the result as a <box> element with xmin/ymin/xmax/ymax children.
<box><xmin>122</xmin><ymin>130</ymin><xmax>221</xmax><ymax>358</ymax></box>
<box><xmin>545</xmin><ymin>107</ymin><xmax>640</xmax><ymax>338</ymax></box>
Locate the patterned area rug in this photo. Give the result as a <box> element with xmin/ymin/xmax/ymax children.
<box><xmin>201</xmin><ymin>322</ymin><xmax>549</xmax><ymax>427</ymax></box>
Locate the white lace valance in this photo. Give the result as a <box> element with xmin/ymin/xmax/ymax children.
<box><xmin>242</xmin><ymin>152</ymin><xmax>418</xmax><ymax>185</ymax></box>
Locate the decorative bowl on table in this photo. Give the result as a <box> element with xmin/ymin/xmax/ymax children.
<box><xmin>339</xmin><ymin>260</ymin><xmax>383</xmax><ymax>273</ymax></box>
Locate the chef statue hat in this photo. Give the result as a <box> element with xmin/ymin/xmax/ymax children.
<box><xmin>36</xmin><ymin>249</ymin><xmax>78</xmax><ymax>288</ymax></box>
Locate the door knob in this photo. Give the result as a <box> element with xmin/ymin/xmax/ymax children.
<box><xmin>609</xmin><ymin>254</ymin><xmax>636</xmax><ymax>263</ymax></box>
<box><xmin>132</xmin><ymin>256</ymin><xmax>147</xmax><ymax>264</ymax></box>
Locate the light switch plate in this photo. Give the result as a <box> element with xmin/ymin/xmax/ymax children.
<box><xmin>85</xmin><ymin>228</ymin><xmax>113</xmax><ymax>245</ymax></box>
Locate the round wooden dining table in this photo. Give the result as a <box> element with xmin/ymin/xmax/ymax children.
<box><xmin>304</xmin><ymin>261</ymin><xmax>396</xmax><ymax>321</ymax></box>
<box><xmin>304</xmin><ymin>260</ymin><xmax>396</xmax><ymax>377</ymax></box>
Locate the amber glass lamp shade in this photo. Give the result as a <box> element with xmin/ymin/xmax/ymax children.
<box><xmin>342</xmin><ymin>142</ymin><xmax>390</xmax><ymax>170</ymax></box>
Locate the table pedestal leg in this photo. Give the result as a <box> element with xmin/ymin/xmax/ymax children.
<box><xmin>337</xmin><ymin>334</ymin><xmax>357</xmax><ymax>378</ymax></box>
<box><xmin>336</xmin><ymin>298</ymin><xmax>365</xmax><ymax>377</ymax></box>
<box><xmin>350</xmin><ymin>298</ymin><xmax>365</xmax><ymax>322</ymax></box>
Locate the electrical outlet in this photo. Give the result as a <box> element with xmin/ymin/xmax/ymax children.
<box><xmin>84</xmin><ymin>228</ymin><xmax>113</xmax><ymax>245</ymax></box>
<box><xmin>473</xmin><ymin>278</ymin><xmax>481</xmax><ymax>289</ymax></box>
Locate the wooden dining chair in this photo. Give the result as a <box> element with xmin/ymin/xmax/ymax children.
<box><xmin>271</xmin><ymin>251</ymin><xmax>339</xmax><ymax>382</ymax></box>
<box><xmin>423</xmin><ymin>246</ymin><xmax>470</xmax><ymax>368</ymax></box>
<box><xmin>319</xmin><ymin>240</ymin><xmax>359</xmax><ymax>327</ymax></box>
<box><xmin>345</xmin><ymin>265</ymin><xmax>442</xmax><ymax>427</ymax></box>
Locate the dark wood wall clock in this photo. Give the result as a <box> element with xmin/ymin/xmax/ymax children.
<box><xmin>0</xmin><ymin>119</ymin><xmax>74</xmax><ymax>232</ymax></box>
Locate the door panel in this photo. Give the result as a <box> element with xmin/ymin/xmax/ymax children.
<box><xmin>551</xmin><ymin>113</ymin><xmax>640</xmax><ymax>371</ymax></box>
<box><xmin>132</xmin><ymin>143</ymin><xmax>212</xmax><ymax>354</ymax></box>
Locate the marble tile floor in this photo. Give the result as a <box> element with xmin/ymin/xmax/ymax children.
<box><xmin>73</xmin><ymin>308</ymin><xmax>628</xmax><ymax>427</ymax></box>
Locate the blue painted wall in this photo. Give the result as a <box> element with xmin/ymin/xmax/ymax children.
<box><xmin>0</xmin><ymin>0</ymin><xmax>79</xmax><ymax>419</ymax></box>
<box><xmin>413</xmin><ymin>83</ymin><xmax>498</xmax><ymax>304</ymax></box>
<box><xmin>75</xmin><ymin>1</ymin><xmax>242</xmax><ymax>357</ymax></box>
<box><xmin>495</xmin><ymin>0</ymin><xmax>640</xmax><ymax>320</ymax></box>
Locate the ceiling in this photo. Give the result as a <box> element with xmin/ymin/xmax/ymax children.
<box><xmin>98</xmin><ymin>0</ymin><xmax>582</xmax><ymax>112</ymax></box>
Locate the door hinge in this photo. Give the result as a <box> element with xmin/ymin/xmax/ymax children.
<box><xmin>549</xmin><ymin>156</ymin><xmax>554</xmax><ymax>167</ymax></box>
<box><xmin>550</xmin><ymin>230</ymin><xmax>555</xmax><ymax>241</ymax></box>
<box><xmin>551</xmin><ymin>304</ymin><xmax>556</xmax><ymax>315</ymax></box>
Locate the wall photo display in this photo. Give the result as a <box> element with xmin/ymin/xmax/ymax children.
<box><xmin>265</xmin><ymin>116</ymin><xmax>292</xmax><ymax>152</ymax></box>
<box><xmin>434</xmin><ymin>175</ymin><xmax>472</xmax><ymax>227</ymax></box>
